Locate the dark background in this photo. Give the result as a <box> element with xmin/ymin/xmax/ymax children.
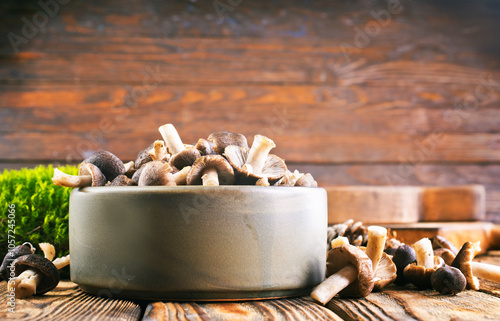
<box><xmin>1</xmin><ymin>0</ymin><xmax>499</xmax><ymax>222</ymax></box>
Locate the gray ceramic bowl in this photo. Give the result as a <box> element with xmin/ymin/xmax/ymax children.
<box><xmin>69</xmin><ymin>186</ymin><xmax>327</xmax><ymax>300</ymax></box>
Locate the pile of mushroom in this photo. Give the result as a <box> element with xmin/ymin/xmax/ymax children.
<box><xmin>3</xmin><ymin>242</ymin><xmax>69</xmax><ymax>299</ymax></box>
<box><xmin>311</xmin><ymin>225</ymin><xmax>396</xmax><ymax>305</ymax></box>
<box><xmin>53</xmin><ymin>123</ymin><xmax>317</xmax><ymax>188</ymax></box>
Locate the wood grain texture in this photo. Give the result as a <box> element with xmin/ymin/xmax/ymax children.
<box><xmin>1</xmin><ymin>0</ymin><xmax>500</xmax><ymax>223</ymax></box>
<box><xmin>0</xmin><ymin>281</ymin><xmax>141</xmax><ymax>321</ymax></box>
<box><xmin>143</xmin><ymin>297</ymin><xmax>343</xmax><ymax>321</ymax></box>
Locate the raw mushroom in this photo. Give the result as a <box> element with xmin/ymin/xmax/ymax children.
<box><xmin>434</xmin><ymin>248</ymin><xmax>456</xmax><ymax>266</ymax></box>
<box><xmin>431</xmin><ymin>266</ymin><xmax>467</xmax><ymax>295</ymax></box>
<box><xmin>173</xmin><ymin>166</ymin><xmax>192</xmax><ymax>185</ymax></box>
<box><xmin>431</xmin><ymin>235</ymin><xmax>458</xmax><ymax>255</ymax></box>
<box><xmin>7</xmin><ymin>254</ymin><xmax>60</xmax><ymax>298</ymax></box>
<box><xmin>404</xmin><ymin>238</ymin><xmax>445</xmax><ymax>289</ymax></box>
<box><xmin>294</xmin><ymin>173</ymin><xmax>318</xmax><ymax>187</ymax></box>
<box><xmin>0</xmin><ymin>243</ymin><xmax>35</xmax><ymax>280</ymax></box>
<box><xmin>135</xmin><ymin>142</ymin><xmax>155</xmax><ymax>169</ymax></box>
<box><xmin>123</xmin><ymin>161</ymin><xmax>136</xmax><ymax>178</ymax></box>
<box><xmin>38</xmin><ymin>243</ymin><xmax>56</xmax><ymax>261</ymax></box>
<box><xmin>207</xmin><ymin>131</ymin><xmax>248</xmax><ymax>155</ymax></box>
<box><xmin>310</xmin><ymin>244</ymin><xmax>374</xmax><ymax>305</ymax></box>
<box><xmin>110</xmin><ymin>175</ymin><xmax>135</xmax><ymax>186</ymax></box>
<box><xmin>138</xmin><ymin>161</ymin><xmax>176</xmax><ymax>186</ymax></box>
<box><xmin>244</xmin><ymin>135</ymin><xmax>275</xmax><ymax>175</ymax></box>
<box><xmin>224</xmin><ymin>145</ymin><xmax>287</xmax><ymax>185</ymax></box>
<box><xmin>187</xmin><ymin>155</ymin><xmax>235</xmax><ymax>186</ymax></box>
<box><xmin>52</xmin><ymin>162</ymin><xmax>106</xmax><ymax>187</ymax></box>
<box><xmin>392</xmin><ymin>244</ymin><xmax>417</xmax><ymax>285</ymax></box>
<box><xmin>330</xmin><ymin>236</ymin><xmax>350</xmax><ymax>249</ymax></box>
<box><xmin>131</xmin><ymin>166</ymin><xmax>144</xmax><ymax>185</ymax></box>
<box><xmin>361</xmin><ymin>226</ymin><xmax>397</xmax><ymax>291</ymax></box>
<box><xmin>451</xmin><ymin>241</ymin><xmax>500</xmax><ymax>290</ymax></box>
<box><xmin>148</xmin><ymin>140</ymin><xmax>170</xmax><ymax>162</ymax></box>
<box><xmin>82</xmin><ymin>150</ymin><xmax>125</xmax><ymax>182</ymax></box>
<box><xmin>195</xmin><ymin>138</ymin><xmax>215</xmax><ymax>156</ymax></box>
<box><xmin>158</xmin><ymin>124</ymin><xmax>200</xmax><ymax>170</ymax></box>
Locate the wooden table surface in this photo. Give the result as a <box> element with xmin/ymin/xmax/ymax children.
<box><xmin>1</xmin><ymin>252</ymin><xmax>499</xmax><ymax>321</ymax></box>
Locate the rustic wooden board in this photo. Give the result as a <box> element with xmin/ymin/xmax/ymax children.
<box><xmin>143</xmin><ymin>297</ymin><xmax>343</xmax><ymax>321</ymax></box>
<box><xmin>327</xmin><ymin>185</ymin><xmax>486</xmax><ymax>224</ymax></box>
<box><xmin>384</xmin><ymin>222</ymin><xmax>495</xmax><ymax>254</ymax></box>
<box><xmin>0</xmin><ymin>281</ymin><xmax>141</xmax><ymax>321</ymax></box>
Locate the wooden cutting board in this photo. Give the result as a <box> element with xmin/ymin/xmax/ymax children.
<box><xmin>326</xmin><ymin>185</ymin><xmax>485</xmax><ymax>224</ymax></box>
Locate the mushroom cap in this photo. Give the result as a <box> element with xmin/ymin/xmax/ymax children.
<box><xmin>207</xmin><ymin>131</ymin><xmax>248</xmax><ymax>155</ymax></box>
<box><xmin>135</xmin><ymin>142</ymin><xmax>155</xmax><ymax>169</ymax></box>
<box><xmin>294</xmin><ymin>173</ymin><xmax>318</xmax><ymax>187</ymax></box>
<box><xmin>84</xmin><ymin>150</ymin><xmax>125</xmax><ymax>182</ymax></box>
<box><xmin>434</xmin><ymin>248</ymin><xmax>456</xmax><ymax>266</ymax></box>
<box><xmin>431</xmin><ymin>235</ymin><xmax>458</xmax><ymax>255</ymax></box>
<box><xmin>431</xmin><ymin>266</ymin><xmax>467</xmax><ymax>295</ymax></box>
<box><xmin>0</xmin><ymin>243</ymin><xmax>35</xmax><ymax>280</ymax></box>
<box><xmin>138</xmin><ymin>161</ymin><xmax>176</xmax><ymax>186</ymax></box>
<box><xmin>403</xmin><ymin>263</ymin><xmax>434</xmax><ymax>289</ymax></box>
<box><xmin>326</xmin><ymin>244</ymin><xmax>374</xmax><ymax>298</ymax></box>
<box><xmin>223</xmin><ymin>146</ymin><xmax>287</xmax><ymax>185</ymax></box>
<box><xmin>169</xmin><ymin>148</ymin><xmax>201</xmax><ymax>170</ymax></box>
<box><xmin>451</xmin><ymin>241</ymin><xmax>480</xmax><ymax>290</ymax></box>
<box><xmin>187</xmin><ymin>155</ymin><xmax>235</xmax><ymax>185</ymax></box>
<box><xmin>12</xmin><ymin>254</ymin><xmax>60</xmax><ymax>295</ymax></box>
<box><xmin>393</xmin><ymin>244</ymin><xmax>417</xmax><ymax>285</ymax></box>
<box><xmin>131</xmin><ymin>166</ymin><xmax>144</xmax><ymax>185</ymax></box>
<box><xmin>78</xmin><ymin>162</ymin><xmax>107</xmax><ymax>187</ymax></box>
<box><xmin>110</xmin><ymin>174</ymin><xmax>136</xmax><ymax>186</ymax></box>
<box><xmin>360</xmin><ymin>247</ymin><xmax>397</xmax><ymax>291</ymax></box>
<box><xmin>195</xmin><ymin>138</ymin><xmax>215</xmax><ymax>156</ymax></box>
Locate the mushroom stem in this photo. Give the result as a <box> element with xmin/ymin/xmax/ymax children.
<box><xmin>310</xmin><ymin>264</ymin><xmax>358</xmax><ymax>305</ymax></box>
<box><xmin>52</xmin><ymin>168</ymin><xmax>92</xmax><ymax>187</ymax></box>
<box><xmin>159</xmin><ymin>124</ymin><xmax>186</xmax><ymax>155</ymax></box>
<box><xmin>52</xmin><ymin>255</ymin><xmax>70</xmax><ymax>270</ymax></box>
<box><xmin>245</xmin><ymin>135</ymin><xmax>276</xmax><ymax>175</ymax></box>
<box><xmin>256</xmin><ymin>177</ymin><xmax>270</xmax><ymax>186</ymax></box>
<box><xmin>413</xmin><ymin>238</ymin><xmax>434</xmax><ymax>269</ymax></box>
<box><xmin>330</xmin><ymin>236</ymin><xmax>350</xmax><ymax>249</ymax></box>
<box><xmin>10</xmin><ymin>269</ymin><xmax>41</xmax><ymax>298</ymax></box>
<box><xmin>470</xmin><ymin>262</ymin><xmax>500</xmax><ymax>283</ymax></box>
<box><xmin>39</xmin><ymin>243</ymin><xmax>56</xmax><ymax>261</ymax></box>
<box><xmin>148</xmin><ymin>140</ymin><xmax>170</xmax><ymax>161</ymax></box>
<box><xmin>173</xmin><ymin>166</ymin><xmax>191</xmax><ymax>185</ymax></box>
<box><xmin>365</xmin><ymin>226</ymin><xmax>387</xmax><ymax>271</ymax></box>
<box><xmin>201</xmin><ymin>167</ymin><xmax>219</xmax><ymax>186</ymax></box>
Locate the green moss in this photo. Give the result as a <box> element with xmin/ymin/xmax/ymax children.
<box><xmin>0</xmin><ymin>165</ymin><xmax>78</xmax><ymax>260</ymax></box>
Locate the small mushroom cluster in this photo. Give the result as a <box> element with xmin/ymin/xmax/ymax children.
<box><xmin>53</xmin><ymin>124</ymin><xmax>317</xmax><ymax>188</ymax></box>
<box><xmin>311</xmin><ymin>225</ymin><xmax>397</xmax><ymax>305</ymax></box>
<box><xmin>392</xmin><ymin>236</ymin><xmax>500</xmax><ymax>295</ymax></box>
<box><xmin>2</xmin><ymin>242</ymin><xmax>70</xmax><ymax>299</ymax></box>
<box><xmin>315</xmin><ymin>224</ymin><xmax>500</xmax><ymax>305</ymax></box>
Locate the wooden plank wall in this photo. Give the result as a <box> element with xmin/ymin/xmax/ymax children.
<box><xmin>1</xmin><ymin>0</ymin><xmax>500</xmax><ymax>222</ymax></box>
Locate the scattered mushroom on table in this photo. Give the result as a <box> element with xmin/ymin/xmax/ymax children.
<box><xmin>310</xmin><ymin>244</ymin><xmax>374</xmax><ymax>305</ymax></box>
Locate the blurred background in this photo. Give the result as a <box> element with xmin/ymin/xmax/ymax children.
<box><xmin>0</xmin><ymin>0</ymin><xmax>499</xmax><ymax>222</ymax></box>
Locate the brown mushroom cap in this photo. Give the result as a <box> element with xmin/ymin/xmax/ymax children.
<box><xmin>431</xmin><ymin>235</ymin><xmax>458</xmax><ymax>255</ymax></box>
<box><xmin>434</xmin><ymin>248</ymin><xmax>456</xmax><ymax>266</ymax></box>
<box><xmin>138</xmin><ymin>161</ymin><xmax>176</xmax><ymax>186</ymax></box>
<box><xmin>169</xmin><ymin>148</ymin><xmax>201</xmax><ymax>171</ymax></box>
<box><xmin>223</xmin><ymin>146</ymin><xmax>287</xmax><ymax>185</ymax></box>
<box><xmin>207</xmin><ymin>131</ymin><xmax>248</xmax><ymax>155</ymax></box>
<box><xmin>135</xmin><ymin>142</ymin><xmax>155</xmax><ymax>169</ymax></box>
<box><xmin>187</xmin><ymin>155</ymin><xmax>235</xmax><ymax>185</ymax></box>
<box><xmin>110</xmin><ymin>175</ymin><xmax>136</xmax><ymax>186</ymax></box>
<box><xmin>451</xmin><ymin>241</ymin><xmax>480</xmax><ymax>290</ymax></box>
<box><xmin>12</xmin><ymin>254</ymin><xmax>60</xmax><ymax>295</ymax></box>
<box><xmin>0</xmin><ymin>243</ymin><xmax>35</xmax><ymax>280</ymax></box>
<box><xmin>78</xmin><ymin>162</ymin><xmax>107</xmax><ymax>187</ymax></box>
<box><xmin>84</xmin><ymin>150</ymin><xmax>125</xmax><ymax>181</ymax></box>
<box><xmin>195</xmin><ymin>138</ymin><xmax>216</xmax><ymax>156</ymax></box>
<box><xmin>403</xmin><ymin>263</ymin><xmax>434</xmax><ymax>289</ymax></box>
<box><xmin>326</xmin><ymin>244</ymin><xmax>374</xmax><ymax>297</ymax></box>
<box><xmin>431</xmin><ymin>265</ymin><xmax>467</xmax><ymax>295</ymax></box>
<box><xmin>360</xmin><ymin>247</ymin><xmax>397</xmax><ymax>291</ymax></box>
<box><xmin>294</xmin><ymin>173</ymin><xmax>318</xmax><ymax>187</ymax></box>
